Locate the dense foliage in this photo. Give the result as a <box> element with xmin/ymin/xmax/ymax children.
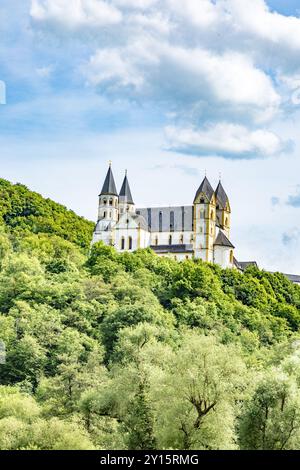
<box><xmin>0</xmin><ymin>179</ymin><xmax>94</xmax><ymax>249</ymax></box>
<box><xmin>1</xmin><ymin>184</ymin><xmax>300</xmax><ymax>450</ymax></box>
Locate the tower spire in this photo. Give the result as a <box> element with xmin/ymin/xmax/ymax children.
<box><xmin>100</xmin><ymin>164</ymin><xmax>118</xmax><ymax>196</ymax></box>
<box><xmin>119</xmin><ymin>170</ymin><xmax>134</xmax><ymax>205</ymax></box>
<box><xmin>215</xmin><ymin>180</ymin><xmax>229</xmax><ymax>210</ymax></box>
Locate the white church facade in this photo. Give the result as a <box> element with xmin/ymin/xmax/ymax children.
<box><xmin>92</xmin><ymin>164</ymin><xmax>236</xmax><ymax>269</ymax></box>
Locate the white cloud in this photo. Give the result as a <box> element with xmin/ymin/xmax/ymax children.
<box><xmin>30</xmin><ymin>0</ymin><xmax>122</xmax><ymax>28</ymax></box>
<box><xmin>129</xmin><ymin>12</ymin><xmax>171</xmax><ymax>35</ymax></box>
<box><xmin>29</xmin><ymin>0</ymin><xmax>300</xmax><ymax>158</ymax></box>
<box><xmin>85</xmin><ymin>48</ymin><xmax>145</xmax><ymax>90</ymax></box>
<box><xmin>166</xmin><ymin>0</ymin><xmax>221</xmax><ymax>28</ymax></box>
<box><xmin>113</xmin><ymin>0</ymin><xmax>158</xmax><ymax>9</ymax></box>
<box><xmin>85</xmin><ymin>40</ymin><xmax>280</xmax><ymax>120</ymax></box>
<box><xmin>165</xmin><ymin>123</ymin><xmax>286</xmax><ymax>159</ymax></box>
<box><xmin>224</xmin><ymin>0</ymin><xmax>300</xmax><ymax>51</ymax></box>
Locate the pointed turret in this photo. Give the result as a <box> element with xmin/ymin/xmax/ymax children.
<box><xmin>194</xmin><ymin>176</ymin><xmax>214</xmax><ymax>203</ymax></box>
<box><xmin>215</xmin><ymin>180</ymin><xmax>229</xmax><ymax>210</ymax></box>
<box><xmin>97</xmin><ymin>163</ymin><xmax>119</xmax><ymax>226</ymax></box>
<box><xmin>118</xmin><ymin>171</ymin><xmax>135</xmax><ymax>215</ymax></box>
<box><xmin>119</xmin><ymin>171</ymin><xmax>134</xmax><ymax>204</ymax></box>
<box><xmin>100</xmin><ymin>164</ymin><xmax>117</xmax><ymax>196</ymax></box>
<box><xmin>215</xmin><ymin>180</ymin><xmax>231</xmax><ymax>237</ymax></box>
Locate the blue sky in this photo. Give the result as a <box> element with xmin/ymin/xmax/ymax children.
<box><xmin>1</xmin><ymin>0</ymin><xmax>300</xmax><ymax>273</ymax></box>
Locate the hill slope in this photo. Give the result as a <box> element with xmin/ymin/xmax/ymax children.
<box><xmin>0</xmin><ymin>179</ymin><xmax>94</xmax><ymax>249</ymax></box>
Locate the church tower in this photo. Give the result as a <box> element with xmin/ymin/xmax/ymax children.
<box><xmin>97</xmin><ymin>163</ymin><xmax>119</xmax><ymax>232</ymax></box>
<box><xmin>119</xmin><ymin>171</ymin><xmax>135</xmax><ymax>215</ymax></box>
<box><xmin>193</xmin><ymin>176</ymin><xmax>216</xmax><ymax>262</ymax></box>
<box><xmin>215</xmin><ymin>180</ymin><xmax>231</xmax><ymax>238</ymax></box>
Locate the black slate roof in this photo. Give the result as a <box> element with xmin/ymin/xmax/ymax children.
<box><xmin>215</xmin><ymin>181</ymin><xmax>229</xmax><ymax>209</ymax></box>
<box><xmin>100</xmin><ymin>166</ymin><xmax>118</xmax><ymax>196</ymax></box>
<box><xmin>151</xmin><ymin>244</ymin><xmax>194</xmax><ymax>253</ymax></box>
<box><xmin>119</xmin><ymin>174</ymin><xmax>134</xmax><ymax>204</ymax></box>
<box><xmin>239</xmin><ymin>261</ymin><xmax>258</xmax><ymax>270</ymax></box>
<box><xmin>280</xmin><ymin>273</ymin><xmax>300</xmax><ymax>284</ymax></box>
<box><xmin>214</xmin><ymin>230</ymin><xmax>235</xmax><ymax>248</ymax></box>
<box><xmin>194</xmin><ymin>176</ymin><xmax>214</xmax><ymax>203</ymax></box>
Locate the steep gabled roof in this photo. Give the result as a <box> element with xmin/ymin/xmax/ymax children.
<box><xmin>215</xmin><ymin>181</ymin><xmax>229</xmax><ymax>209</ymax></box>
<box><xmin>214</xmin><ymin>230</ymin><xmax>235</xmax><ymax>248</ymax></box>
<box><xmin>194</xmin><ymin>176</ymin><xmax>214</xmax><ymax>203</ymax></box>
<box><xmin>100</xmin><ymin>165</ymin><xmax>118</xmax><ymax>196</ymax></box>
<box><xmin>119</xmin><ymin>173</ymin><xmax>134</xmax><ymax>204</ymax></box>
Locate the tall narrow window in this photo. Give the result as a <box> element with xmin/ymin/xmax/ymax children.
<box><xmin>180</xmin><ymin>234</ymin><xmax>184</xmax><ymax>244</ymax></box>
<box><xmin>230</xmin><ymin>250</ymin><xmax>234</xmax><ymax>264</ymax></box>
<box><xmin>103</xmin><ymin>211</ymin><xmax>106</xmax><ymax>218</ymax></box>
<box><xmin>121</xmin><ymin>237</ymin><xmax>125</xmax><ymax>250</ymax></box>
<box><xmin>128</xmin><ymin>237</ymin><xmax>132</xmax><ymax>250</ymax></box>
<box><xmin>159</xmin><ymin>211</ymin><xmax>163</xmax><ymax>232</ymax></box>
<box><xmin>109</xmin><ymin>199</ymin><xmax>113</xmax><ymax>206</ymax></box>
<box><xmin>155</xmin><ymin>236</ymin><xmax>158</xmax><ymax>246</ymax></box>
<box><xmin>169</xmin><ymin>235</ymin><xmax>172</xmax><ymax>245</ymax></box>
<box><xmin>170</xmin><ymin>211</ymin><xmax>174</xmax><ymax>232</ymax></box>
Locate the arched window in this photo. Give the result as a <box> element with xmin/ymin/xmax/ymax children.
<box><xmin>103</xmin><ymin>211</ymin><xmax>106</xmax><ymax>218</ymax></box>
<box><xmin>170</xmin><ymin>211</ymin><xmax>174</xmax><ymax>232</ymax></box>
<box><xmin>128</xmin><ymin>236</ymin><xmax>132</xmax><ymax>250</ymax></box>
<box><xmin>159</xmin><ymin>211</ymin><xmax>163</xmax><ymax>232</ymax></box>
<box><xmin>200</xmin><ymin>198</ymin><xmax>205</xmax><ymax>204</ymax></box>
<box><xmin>180</xmin><ymin>234</ymin><xmax>184</xmax><ymax>244</ymax></box>
<box><xmin>103</xmin><ymin>199</ymin><xmax>107</xmax><ymax>205</ymax></box>
<box><xmin>230</xmin><ymin>250</ymin><xmax>234</xmax><ymax>264</ymax></box>
<box><xmin>121</xmin><ymin>237</ymin><xmax>125</xmax><ymax>250</ymax></box>
<box><xmin>109</xmin><ymin>211</ymin><xmax>112</xmax><ymax>218</ymax></box>
<box><xmin>169</xmin><ymin>235</ymin><xmax>172</xmax><ymax>245</ymax></box>
<box><xmin>109</xmin><ymin>199</ymin><xmax>113</xmax><ymax>206</ymax></box>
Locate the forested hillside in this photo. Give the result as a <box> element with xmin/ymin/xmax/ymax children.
<box><xmin>0</xmin><ymin>179</ymin><xmax>94</xmax><ymax>249</ymax></box>
<box><xmin>1</xmin><ymin>183</ymin><xmax>300</xmax><ymax>450</ymax></box>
